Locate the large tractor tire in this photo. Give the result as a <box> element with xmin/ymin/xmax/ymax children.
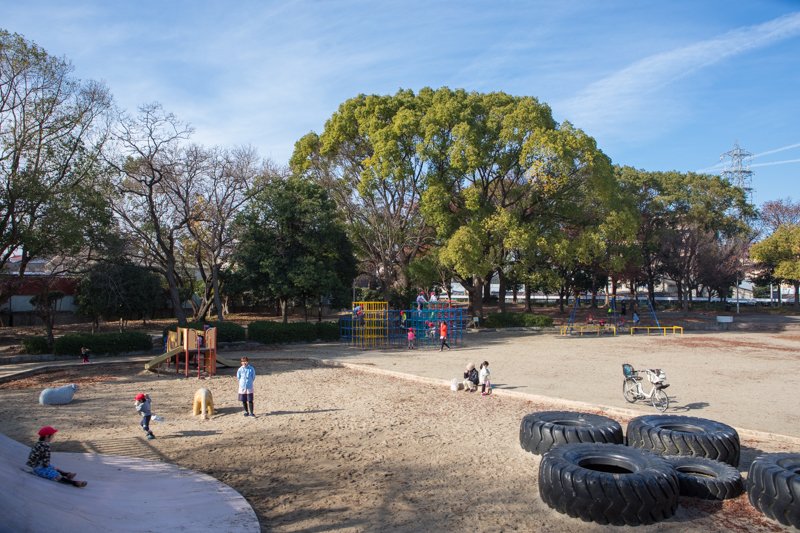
<box><xmin>538</xmin><ymin>443</ymin><xmax>679</xmax><ymax>525</ymax></box>
<box><xmin>663</xmin><ymin>455</ymin><xmax>744</xmax><ymax>500</ymax></box>
<box><xmin>626</xmin><ymin>414</ymin><xmax>740</xmax><ymax>467</ymax></box>
<box><xmin>519</xmin><ymin>411</ymin><xmax>623</xmax><ymax>455</ymax></box>
<box><xmin>747</xmin><ymin>453</ymin><xmax>800</xmax><ymax>528</ymax></box>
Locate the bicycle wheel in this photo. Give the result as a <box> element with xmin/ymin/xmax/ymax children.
<box><xmin>652</xmin><ymin>388</ymin><xmax>669</xmax><ymax>412</ymax></box>
<box><xmin>623</xmin><ymin>379</ymin><xmax>638</xmax><ymax>403</ymax></box>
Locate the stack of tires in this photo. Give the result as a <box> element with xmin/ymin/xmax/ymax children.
<box><xmin>519</xmin><ymin>411</ymin><xmax>771</xmax><ymax>526</ymax></box>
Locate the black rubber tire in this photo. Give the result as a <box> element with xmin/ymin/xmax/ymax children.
<box><xmin>626</xmin><ymin>415</ymin><xmax>740</xmax><ymax>467</ymax></box>
<box><xmin>663</xmin><ymin>455</ymin><xmax>744</xmax><ymax>500</ymax></box>
<box><xmin>747</xmin><ymin>453</ymin><xmax>800</xmax><ymax>528</ymax></box>
<box><xmin>538</xmin><ymin>442</ymin><xmax>679</xmax><ymax>525</ymax></box>
<box><xmin>519</xmin><ymin>411</ymin><xmax>623</xmax><ymax>455</ymax></box>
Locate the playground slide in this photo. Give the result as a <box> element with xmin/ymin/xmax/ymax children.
<box><xmin>215</xmin><ymin>354</ymin><xmax>238</xmax><ymax>368</ymax></box>
<box><xmin>144</xmin><ymin>347</ymin><xmax>184</xmax><ymax>371</ymax></box>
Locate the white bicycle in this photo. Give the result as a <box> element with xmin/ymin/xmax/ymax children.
<box><xmin>622</xmin><ymin>363</ymin><xmax>670</xmax><ymax>412</ymax></box>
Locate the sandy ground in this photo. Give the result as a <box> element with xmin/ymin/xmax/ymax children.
<box><xmin>0</xmin><ymin>329</ymin><xmax>798</xmax><ymax>532</ymax></box>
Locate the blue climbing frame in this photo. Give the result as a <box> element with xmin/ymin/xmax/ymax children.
<box><xmin>339</xmin><ymin>302</ymin><xmax>465</xmax><ymax>349</ymax></box>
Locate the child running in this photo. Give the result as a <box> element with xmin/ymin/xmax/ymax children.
<box><xmin>26</xmin><ymin>426</ymin><xmax>87</xmax><ymax>487</ymax></box>
<box><xmin>134</xmin><ymin>393</ymin><xmax>156</xmax><ymax>440</ymax></box>
<box><xmin>439</xmin><ymin>321</ymin><xmax>451</xmax><ymax>351</ymax></box>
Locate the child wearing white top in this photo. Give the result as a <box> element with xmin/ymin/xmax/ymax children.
<box><xmin>479</xmin><ymin>361</ymin><xmax>491</xmax><ymax>396</ymax></box>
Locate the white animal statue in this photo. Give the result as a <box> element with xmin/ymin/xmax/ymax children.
<box><xmin>39</xmin><ymin>384</ymin><xmax>78</xmax><ymax>405</ymax></box>
<box><xmin>192</xmin><ymin>388</ymin><xmax>214</xmax><ymax>419</ymax></box>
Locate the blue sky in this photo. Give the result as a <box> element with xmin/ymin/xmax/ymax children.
<box><xmin>4</xmin><ymin>1</ymin><xmax>799</xmax><ymax>206</ymax></box>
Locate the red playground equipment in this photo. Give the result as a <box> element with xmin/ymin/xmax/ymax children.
<box><xmin>145</xmin><ymin>327</ymin><xmax>218</xmax><ymax>378</ymax></box>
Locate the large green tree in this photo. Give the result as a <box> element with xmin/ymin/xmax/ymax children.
<box><xmin>750</xmin><ymin>224</ymin><xmax>800</xmax><ymax>306</ymax></box>
<box><xmin>233</xmin><ymin>177</ymin><xmax>356</xmax><ymax>322</ymax></box>
<box><xmin>291</xmin><ymin>89</ymin><xmax>432</xmax><ymax>298</ymax></box>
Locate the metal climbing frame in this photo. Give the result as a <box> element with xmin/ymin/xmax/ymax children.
<box><xmin>339</xmin><ymin>301</ymin><xmax>464</xmax><ymax>349</ymax></box>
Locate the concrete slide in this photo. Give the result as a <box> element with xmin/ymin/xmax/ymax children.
<box><xmin>143</xmin><ymin>346</ymin><xmax>184</xmax><ymax>371</ymax></box>
<box><xmin>0</xmin><ymin>432</ymin><xmax>259</xmax><ymax>532</ymax></box>
<box><xmin>215</xmin><ymin>354</ymin><xmax>239</xmax><ymax>368</ymax></box>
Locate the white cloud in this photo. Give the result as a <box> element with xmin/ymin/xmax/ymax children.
<box><xmin>557</xmin><ymin>12</ymin><xmax>800</xmax><ymax>139</ymax></box>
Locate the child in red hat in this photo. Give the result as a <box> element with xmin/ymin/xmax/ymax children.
<box><xmin>26</xmin><ymin>426</ymin><xmax>87</xmax><ymax>487</ymax></box>
<box><xmin>134</xmin><ymin>393</ymin><xmax>156</xmax><ymax>440</ymax></box>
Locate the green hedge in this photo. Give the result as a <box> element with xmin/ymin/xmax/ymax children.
<box><xmin>22</xmin><ymin>336</ymin><xmax>50</xmax><ymax>355</ymax></box>
<box><xmin>162</xmin><ymin>321</ymin><xmax>247</xmax><ymax>343</ymax></box>
<box><xmin>53</xmin><ymin>332</ymin><xmax>154</xmax><ymax>355</ymax></box>
<box><xmin>483</xmin><ymin>312</ymin><xmax>553</xmax><ymax>328</ymax></box>
<box><xmin>247</xmin><ymin>321</ymin><xmax>339</xmax><ymax>344</ymax></box>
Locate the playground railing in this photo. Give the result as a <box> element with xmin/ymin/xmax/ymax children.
<box><xmin>629</xmin><ymin>326</ymin><xmax>683</xmax><ymax>336</ymax></box>
<box><xmin>560</xmin><ymin>324</ymin><xmax>616</xmax><ymax>336</ymax></box>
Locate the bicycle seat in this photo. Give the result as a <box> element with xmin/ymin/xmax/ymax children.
<box><xmin>656</xmin><ymin>383</ymin><xmax>670</xmax><ymax>389</ymax></box>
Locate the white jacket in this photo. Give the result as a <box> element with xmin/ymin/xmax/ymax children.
<box><xmin>479</xmin><ymin>366</ymin><xmax>490</xmax><ymax>385</ymax></box>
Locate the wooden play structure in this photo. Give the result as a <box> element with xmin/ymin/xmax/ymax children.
<box><xmin>145</xmin><ymin>326</ymin><xmax>221</xmax><ymax>378</ymax></box>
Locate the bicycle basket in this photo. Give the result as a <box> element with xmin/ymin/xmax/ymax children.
<box><xmin>648</xmin><ymin>369</ymin><xmax>666</xmax><ymax>383</ymax></box>
<box><xmin>622</xmin><ymin>363</ymin><xmax>635</xmax><ymax>378</ymax></box>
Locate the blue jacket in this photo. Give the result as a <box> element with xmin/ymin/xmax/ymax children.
<box><xmin>237</xmin><ymin>364</ymin><xmax>256</xmax><ymax>390</ymax></box>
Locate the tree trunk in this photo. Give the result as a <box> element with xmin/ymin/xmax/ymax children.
<box><xmin>280</xmin><ymin>298</ymin><xmax>289</xmax><ymax>323</ymax></box>
<box><xmin>464</xmin><ymin>275</ymin><xmax>483</xmax><ymax>319</ymax></box>
<box><xmin>497</xmin><ymin>270</ymin><xmax>506</xmax><ymax>312</ymax></box>
<box><xmin>212</xmin><ymin>264</ymin><xmax>224</xmax><ymax>321</ymax></box>
<box><xmin>794</xmin><ymin>282</ymin><xmax>799</xmax><ymax>308</ymax></box>
<box><xmin>524</xmin><ymin>284</ymin><xmax>532</xmax><ymax>312</ymax></box>
<box><xmin>165</xmin><ymin>263</ymin><xmax>187</xmax><ymax>326</ymax></box>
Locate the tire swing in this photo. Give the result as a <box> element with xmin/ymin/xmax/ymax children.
<box><xmin>519</xmin><ymin>411</ymin><xmax>623</xmax><ymax>455</ymax></box>
<box><xmin>747</xmin><ymin>453</ymin><xmax>800</xmax><ymax>528</ymax></box>
<box><xmin>626</xmin><ymin>414</ymin><xmax>740</xmax><ymax>467</ymax></box>
<box><xmin>662</xmin><ymin>455</ymin><xmax>744</xmax><ymax>500</ymax></box>
<box><xmin>538</xmin><ymin>443</ymin><xmax>679</xmax><ymax>526</ymax></box>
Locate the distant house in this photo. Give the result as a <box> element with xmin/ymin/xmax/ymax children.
<box><xmin>1</xmin><ymin>255</ymin><xmax>81</xmax><ymax>326</ymax></box>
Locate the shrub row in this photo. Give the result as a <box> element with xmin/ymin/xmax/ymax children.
<box><xmin>247</xmin><ymin>321</ymin><xmax>339</xmax><ymax>344</ymax></box>
<box><xmin>483</xmin><ymin>312</ymin><xmax>553</xmax><ymax>328</ymax></box>
<box><xmin>54</xmin><ymin>332</ymin><xmax>153</xmax><ymax>355</ymax></box>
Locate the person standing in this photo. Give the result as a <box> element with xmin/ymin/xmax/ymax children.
<box><xmin>439</xmin><ymin>321</ymin><xmax>451</xmax><ymax>351</ymax></box>
<box><xmin>237</xmin><ymin>356</ymin><xmax>256</xmax><ymax>417</ymax></box>
<box><xmin>479</xmin><ymin>361</ymin><xmax>491</xmax><ymax>395</ymax></box>
<box><xmin>80</xmin><ymin>346</ymin><xmax>90</xmax><ymax>364</ymax></box>
<box><xmin>407</xmin><ymin>328</ymin><xmax>415</xmax><ymax>349</ymax></box>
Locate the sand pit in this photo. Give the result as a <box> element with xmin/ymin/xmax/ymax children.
<box><xmin>0</xmin><ymin>348</ymin><xmax>797</xmax><ymax>532</ymax></box>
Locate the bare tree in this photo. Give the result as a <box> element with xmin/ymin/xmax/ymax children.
<box><xmin>1</xmin><ymin>30</ymin><xmax>112</xmax><ymax>274</ymax></box>
<box><xmin>106</xmin><ymin>103</ymin><xmax>196</xmax><ymax>325</ymax></box>
<box><xmin>184</xmin><ymin>146</ymin><xmax>270</xmax><ymax>320</ymax></box>
<box><xmin>760</xmin><ymin>198</ymin><xmax>800</xmax><ymax>235</ymax></box>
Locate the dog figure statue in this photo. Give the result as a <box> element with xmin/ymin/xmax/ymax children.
<box><xmin>192</xmin><ymin>387</ymin><xmax>214</xmax><ymax>419</ymax></box>
<box><xmin>39</xmin><ymin>384</ymin><xmax>78</xmax><ymax>405</ymax></box>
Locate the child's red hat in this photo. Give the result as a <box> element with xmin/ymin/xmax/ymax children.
<box><xmin>135</xmin><ymin>393</ymin><xmax>146</xmax><ymax>401</ymax></box>
<box><xmin>38</xmin><ymin>426</ymin><xmax>58</xmax><ymax>437</ymax></box>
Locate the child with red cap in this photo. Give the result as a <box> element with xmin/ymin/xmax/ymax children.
<box><xmin>26</xmin><ymin>426</ymin><xmax>87</xmax><ymax>487</ymax></box>
<box><xmin>134</xmin><ymin>393</ymin><xmax>156</xmax><ymax>440</ymax></box>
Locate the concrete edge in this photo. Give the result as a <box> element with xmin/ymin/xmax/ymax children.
<box><xmin>318</xmin><ymin>358</ymin><xmax>800</xmax><ymax>448</ymax></box>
